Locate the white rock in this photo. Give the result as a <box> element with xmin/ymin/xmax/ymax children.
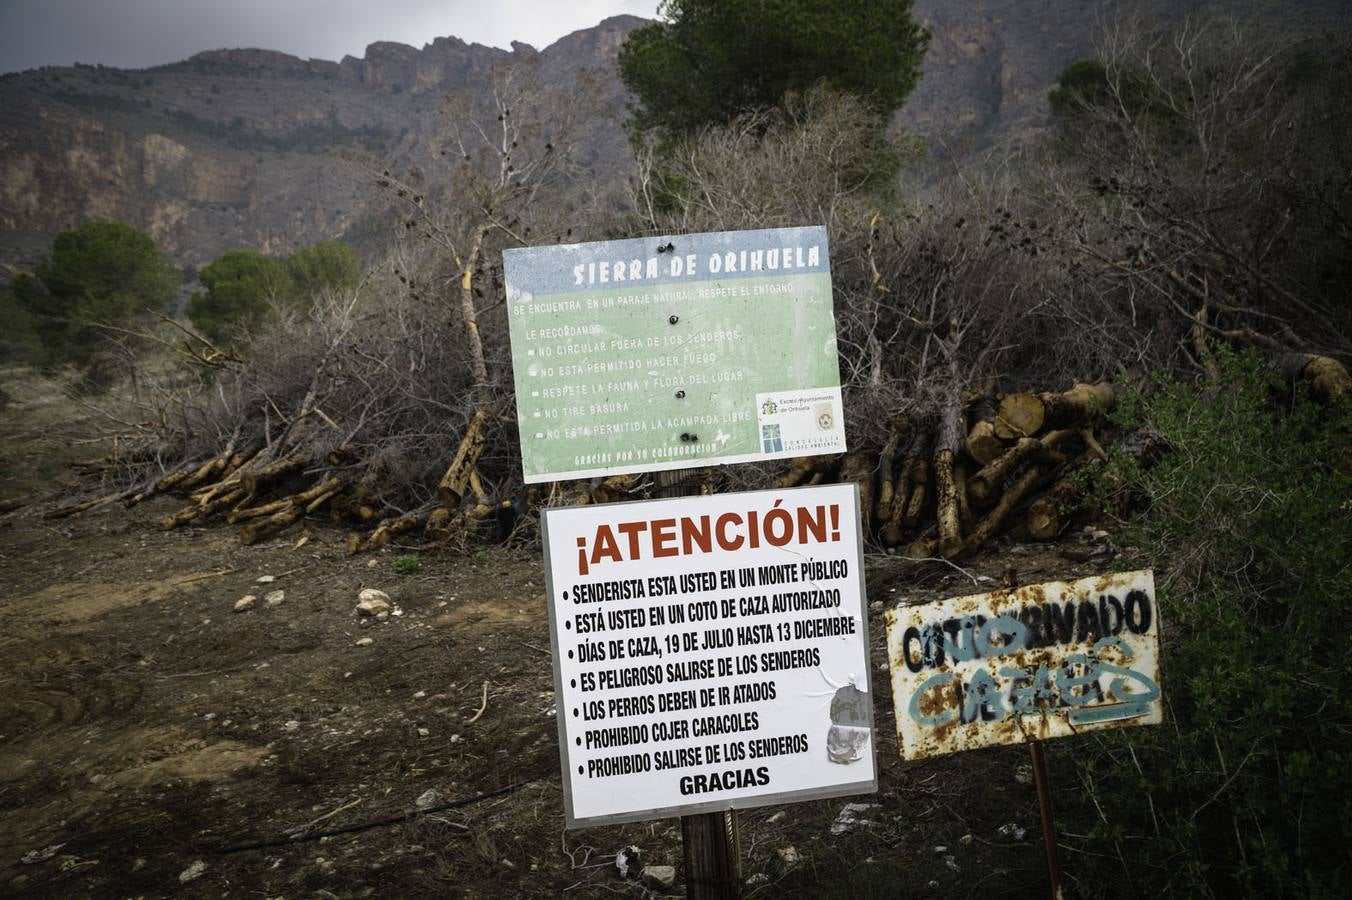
<box><xmin>355</xmin><ymin>638</ymin><xmax>374</xmax><ymax>647</ymax></box>
<box><xmin>413</xmin><ymin>691</ymin><xmax>426</xmax><ymax>699</ymax></box>
<box><xmin>256</xmin><ymin>575</ymin><xmax>276</xmax><ymax>584</ymax></box>
<box><xmin>356</xmin><ymin>590</ymin><xmax>392</xmax><ymax>617</ymax></box>
<box><xmin>415</xmin><ymin>789</ymin><xmax>442</xmax><ymax>809</ymax></box>
<box><xmin>375</xmin><ymin>610</ymin><xmax>389</xmax><ymax>622</ymax></box>
<box><xmin>178</xmin><ymin>860</ymin><xmax>207</xmax><ymax>883</ymax></box>
<box><xmin>417</xmin><ymin>727</ymin><xmax>430</xmax><ymax>738</ymax></box>
<box><xmin>284</xmin><ymin>720</ymin><xmax>300</xmax><ymax>732</ymax></box>
<box><xmin>264</xmin><ymin>590</ymin><xmax>285</xmax><ymax>607</ymax></box>
<box><xmin>642</xmin><ymin>865</ymin><xmax>676</xmax><ymax>888</ymax></box>
<box><xmin>234</xmin><ymin>595</ymin><xmax>257</xmax><ymax>612</ymax></box>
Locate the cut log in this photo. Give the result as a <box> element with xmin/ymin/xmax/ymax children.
<box><xmin>955</xmin><ymin>464</ymin><xmax>974</xmax><ymax>533</ymax></box>
<box><xmin>839</xmin><ymin>452</ymin><xmax>875</xmax><ymax>536</ymax></box>
<box><xmin>874</xmin><ymin>431</ymin><xmax>901</xmax><ymax>523</ymax></box>
<box><xmin>902</xmin><ymin>468</ymin><xmax>928</xmax><ymax>528</ymax></box>
<box><xmin>125</xmin><ymin>460</ymin><xmax>199</xmax><ymax>507</ymax></box>
<box><xmin>1193</xmin><ymin>306</ymin><xmax>1221</xmax><ymax>383</ymax></box>
<box><xmin>968</xmin><ymin>429</ymin><xmax>1075</xmax><ymax>505</ymax></box>
<box><xmin>230</xmin><ymin>477</ymin><xmax>343</xmax><ymax>525</ymax></box>
<box><xmin>591</xmin><ymin>473</ymin><xmax>639</xmax><ymax>504</ymax></box>
<box><xmin>1278</xmin><ymin>352</ymin><xmax>1351</xmax><ymax>402</ymax></box>
<box><xmin>437</xmin><ymin>408</ymin><xmax>489</xmax><ymax>507</ymax></box>
<box><xmin>346</xmin><ymin>511</ymin><xmax>427</xmax><ymax>555</ymax></box>
<box><xmin>774</xmin><ymin>456</ymin><xmax>818</xmax><ymax>489</ymax></box>
<box><xmin>238</xmin><ymin>502</ymin><xmax>299</xmax><ymax>546</ymax></box>
<box><xmin>996</xmin><ymin>383</ymin><xmax>1114</xmax><ymax>438</ymax></box>
<box><xmin>994</xmin><ymin>393</ymin><xmax>1046</xmax><ymax>439</ymax></box>
<box><xmin>965</xmin><ymin>420</ymin><xmax>1006</xmax><ymax>465</ymax></box>
<box><xmin>217</xmin><ymin>452</ymin><xmax>306</xmax><ymax>507</ymax></box>
<box><xmin>959</xmin><ymin>467</ymin><xmax>1046</xmax><ymax>557</ymax></box>
<box><xmin>1041</xmin><ymin>382</ymin><xmax>1115</xmax><ymax>428</ymax></box>
<box><xmin>160</xmin><ymin>487</ymin><xmax>247</xmax><ymax>530</ymax></box>
<box><xmin>881</xmin><ymin>430</ymin><xmax>928</xmax><ymax>546</ymax></box>
<box><xmin>1027</xmin><ymin>476</ymin><xmax>1084</xmax><ymax>541</ymax></box>
<box><xmin>549</xmin><ymin>479</ymin><xmax>592</xmax><ymax>507</ymax></box>
<box><xmin>934</xmin><ymin>394</ymin><xmax>964</xmax><ymax>559</ymax></box>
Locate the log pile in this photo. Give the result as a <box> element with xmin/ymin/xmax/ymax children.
<box><xmin>782</xmin><ymin>381</ymin><xmax>1123</xmax><ymax>559</ymax></box>
<box><xmin>40</xmin><ymin>375</ymin><xmax>1188</xmax><ymax>560</ymax></box>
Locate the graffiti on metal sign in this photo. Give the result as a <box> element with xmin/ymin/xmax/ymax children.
<box><xmin>883</xmin><ymin>570</ymin><xmax>1162</xmax><ymax>760</ymax></box>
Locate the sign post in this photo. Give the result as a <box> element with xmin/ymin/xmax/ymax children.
<box><xmin>507</xmin><ymin>227</ymin><xmax>858</xmax><ymax>896</ymax></box>
<box><xmin>1028</xmin><ymin>739</ymin><xmax>1064</xmax><ymax>900</ymax></box>
<box><xmin>655</xmin><ymin>470</ymin><xmax>741</xmax><ymax>899</ymax></box>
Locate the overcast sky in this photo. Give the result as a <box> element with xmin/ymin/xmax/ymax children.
<box><xmin>0</xmin><ymin>0</ymin><xmax>658</xmax><ymax>74</ymax></box>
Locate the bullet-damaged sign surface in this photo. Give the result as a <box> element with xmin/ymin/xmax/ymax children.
<box><xmin>543</xmin><ymin>484</ymin><xmax>876</xmax><ymax>828</ymax></box>
<box><xmin>504</xmin><ymin>226</ymin><xmax>845</xmax><ymax>483</ymax></box>
<box><xmin>884</xmin><ymin>570</ymin><xmax>1162</xmax><ymax>761</ymax></box>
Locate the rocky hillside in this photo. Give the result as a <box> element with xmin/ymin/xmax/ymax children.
<box><xmin>0</xmin><ymin>16</ymin><xmax>643</xmax><ymax>273</ymax></box>
<box><xmin>0</xmin><ymin>1</ymin><xmax>1345</xmax><ymax>272</ymax></box>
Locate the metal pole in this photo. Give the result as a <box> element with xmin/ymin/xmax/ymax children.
<box><xmin>654</xmin><ymin>469</ymin><xmax>740</xmax><ymax>900</ymax></box>
<box><xmin>1028</xmin><ymin>739</ymin><xmax>1064</xmax><ymax>900</ymax></box>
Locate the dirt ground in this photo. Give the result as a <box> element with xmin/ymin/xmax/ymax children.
<box><xmin>0</xmin><ymin>373</ymin><xmax>1117</xmax><ymax>899</ymax></box>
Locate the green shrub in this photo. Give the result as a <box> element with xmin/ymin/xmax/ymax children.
<box><xmin>393</xmin><ymin>554</ymin><xmax>421</xmax><ymax>575</ymax></box>
<box><xmin>1069</xmin><ymin>347</ymin><xmax>1352</xmax><ymax>895</ymax></box>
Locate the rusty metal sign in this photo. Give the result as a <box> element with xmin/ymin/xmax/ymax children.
<box><xmin>883</xmin><ymin>570</ymin><xmax>1162</xmax><ymax>761</ymax></box>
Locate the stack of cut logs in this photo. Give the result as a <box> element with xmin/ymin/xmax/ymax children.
<box><xmin>776</xmin><ymin>382</ymin><xmax>1121</xmax><ymax>560</ymax></box>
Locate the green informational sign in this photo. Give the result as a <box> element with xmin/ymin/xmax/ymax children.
<box><xmin>505</xmin><ymin>226</ymin><xmax>845</xmax><ymax>483</ymax></box>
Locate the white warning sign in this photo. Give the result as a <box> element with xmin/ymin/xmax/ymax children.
<box><xmin>541</xmin><ymin>484</ymin><xmax>877</xmax><ymax>827</ymax></box>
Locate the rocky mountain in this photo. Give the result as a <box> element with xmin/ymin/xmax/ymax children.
<box><xmin>1</xmin><ymin>2</ymin><xmax>1345</xmax><ymax>273</ymax></box>
<box><xmin>0</xmin><ymin>15</ymin><xmax>643</xmax><ymax>274</ymax></box>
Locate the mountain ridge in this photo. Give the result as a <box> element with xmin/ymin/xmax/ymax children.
<box><xmin>1</xmin><ymin>4</ymin><xmax>1344</xmax><ymax>273</ymax></box>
